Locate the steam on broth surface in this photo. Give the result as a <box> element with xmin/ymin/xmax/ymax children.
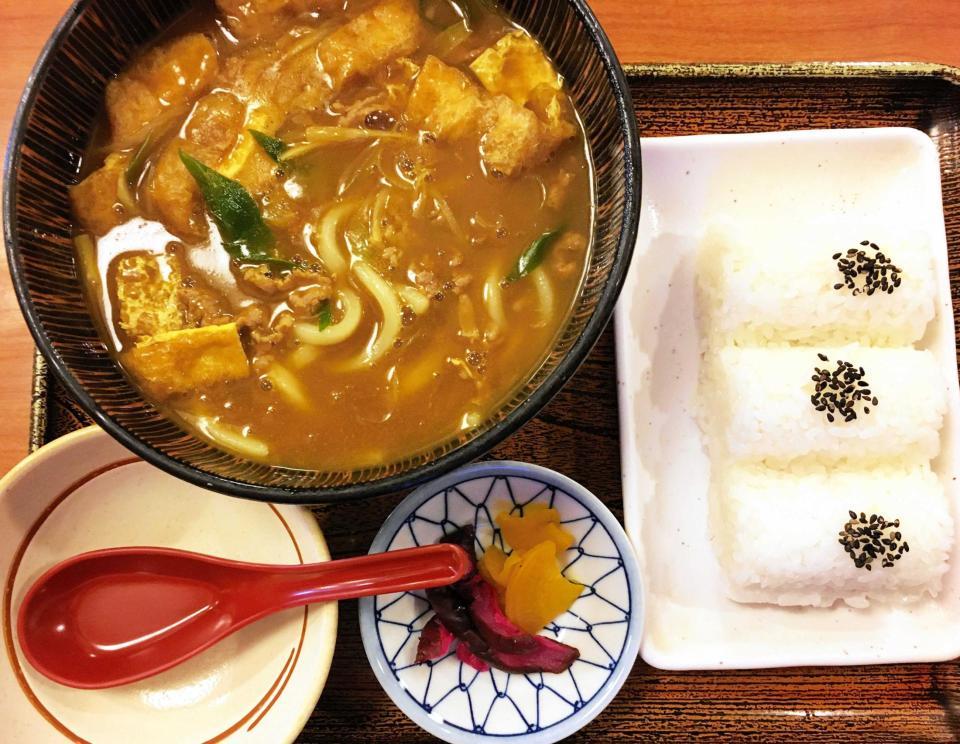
<box><xmin>70</xmin><ymin>0</ymin><xmax>593</xmax><ymax>470</ymax></box>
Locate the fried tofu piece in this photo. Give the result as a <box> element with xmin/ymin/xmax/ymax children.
<box><xmin>470</xmin><ymin>31</ymin><xmax>561</xmax><ymax>107</ymax></box>
<box><xmin>469</xmin><ymin>32</ymin><xmax>576</xmax><ymax>171</ymax></box>
<box><xmin>184</xmin><ymin>91</ymin><xmax>247</xmax><ymax>154</ymax></box>
<box><xmin>406</xmin><ymin>56</ymin><xmax>484</xmax><ymax>138</ymax></box>
<box><xmin>106</xmin><ymin>34</ymin><xmax>219</xmax><ymax>146</ymax></box>
<box><xmin>404</xmin><ymin>58</ymin><xmax>565</xmax><ymax>175</ymax></box>
<box><xmin>145</xmin><ymin>91</ymin><xmax>246</xmax><ymax>239</ymax></box>
<box><xmin>221</xmin><ymin>41</ymin><xmax>281</xmax><ymax>100</ymax></box>
<box><xmin>126</xmin><ymin>323</ymin><xmax>249</xmax><ymax>398</ymax></box>
<box><xmin>216</xmin><ymin>0</ymin><xmax>339</xmax><ymax>40</ymax></box>
<box><xmin>114</xmin><ymin>254</ymin><xmax>184</xmax><ymax>339</ymax></box>
<box><xmin>479</xmin><ymin>95</ymin><xmax>545</xmax><ymax>176</ymax></box>
<box><xmin>273</xmin><ymin>44</ymin><xmax>336</xmax><ymax>113</ymax></box>
<box><xmin>319</xmin><ymin>0</ymin><xmax>422</xmax><ymax>88</ymax></box>
<box><xmin>219</xmin><ymin>27</ymin><xmax>330</xmax><ymax>114</ymax></box>
<box><xmin>70</xmin><ymin>154</ymin><xmax>129</xmax><ymax>236</ymax></box>
<box><xmin>527</xmin><ymin>83</ymin><xmax>577</xmax><ymax>143</ymax></box>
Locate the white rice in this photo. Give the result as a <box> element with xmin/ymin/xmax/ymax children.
<box><xmin>714</xmin><ymin>463</ymin><xmax>952</xmax><ymax>608</ymax></box>
<box><xmin>703</xmin><ymin>345</ymin><xmax>946</xmax><ymax>466</ymax></box>
<box><xmin>697</xmin><ymin>222</ymin><xmax>936</xmax><ymax>347</ymax></box>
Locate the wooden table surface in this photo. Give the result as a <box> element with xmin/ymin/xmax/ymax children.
<box><xmin>6</xmin><ymin>2</ymin><xmax>960</xmax><ymax>742</ymax></box>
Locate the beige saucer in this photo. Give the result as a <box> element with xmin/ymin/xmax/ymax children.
<box><xmin>0</xmin><ymin>426</ymin><xmax>337</xmax><ymax>743</ymax></box>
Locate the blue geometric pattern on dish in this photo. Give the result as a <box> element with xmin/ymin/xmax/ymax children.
<box><xmin>359</xmin><ymin>462</ymin><xmax>643</xmax><ymax>744</ymax></box>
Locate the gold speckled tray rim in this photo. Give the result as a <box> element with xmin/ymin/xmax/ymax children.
<box><xmin>28</xmin><ymin>60</ymin><xmax>960</xmax><ymax>453</ymax></box>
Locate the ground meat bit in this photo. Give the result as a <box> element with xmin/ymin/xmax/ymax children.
<box><xmin>382</xmin><ymin>245</ymin><xmax>401</xmax><ymax>270</ymax></box>
<box><xmin>179</xmin><ymin>283</ymin><xmax>233</xmax><ymax>328</ymax></box>
<box><xmin>452</xmin><ymin>272</ymin><xmax>472</xmax><ymax>294</ymax></box>
<box><xmin>401</xmin><ymin>305</ymin><xmax>416</xmax><ymax>326</ymax></box>
<box><xmin>415</xmin><ymin>269</ymin><xmax>442</xmax><ymax>297</ymax></box>
<box><xmin>250</xmin><ymin>310</ymin><xmax>295</xmax><ymax>347</ymax></box>
<box><xmin>287</xmin><ymin>283</ymin><xmax>334</xmax><ymax>316</ymax></box>
<box><xmin>239</xmin><ymin>264</ymin><xmax>329</xmax><ymax>296</ymax></box>
<box><xmin>545</xmin><ymin>169</ymin><xmax>574</xmax><ymax>210</ymax></box>
<box><xmin>235</xmin><ymin>303</ymin><xmax>267</xmax><ymax>331</ymax></box>
<box><xmin>248</xmin><ymin>310</ymin><xmax>295</xmax><ymax>373</ymax></box>
<box><xmin>554</xmin><ymin>232</ymin><xmax>588</xmax><ymax>277</ymax></box>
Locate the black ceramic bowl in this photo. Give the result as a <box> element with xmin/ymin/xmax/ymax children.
<box><xmin>4</xmin><ymin>0</ymin><xmax>640</xmax><ymax>503</ymax></box>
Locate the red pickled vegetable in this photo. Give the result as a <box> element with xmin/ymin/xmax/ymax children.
<box><xmin>456</xmin><ymin>642</ymin><xmax>490</xmax><ymax>672</ymax></box>
<box><xmin>416</xmin><ymin>615</ymin><xmax>455</xmax><ymax>662</ymax></box>
<box><xmin>484</xmin><ymin>632</ymin><xmax>580</xmax><ymax>674</ymax></box>
<box><xmin>422</xmin><ymin>526</ymin><xmax>580</xmax><ymax>675</ymax></box>
<box><xmin>466</xmin><ymin>575</ymin><xmax>537</xmax><ymax>654</ymax></box>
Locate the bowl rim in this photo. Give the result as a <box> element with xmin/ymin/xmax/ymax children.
<box><xmin>357</xmin><ymin>459</ymin><xmax>644</xmax><ymax>744</ymax></box>
<box><xmin>3</xmin><ymin>0</ymin><xmax>642</xmax><ymax>504</ymax></box>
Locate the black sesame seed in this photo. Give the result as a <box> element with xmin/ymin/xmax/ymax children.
<box><xmin>840</xmin><ymin>512</ymin><xmax>905</xmax><ymax>570</ymax></box>
<box><xmin>810</xmin><ymin>359</ymin><xmax>876</xmax><ymax>423</ymax></box>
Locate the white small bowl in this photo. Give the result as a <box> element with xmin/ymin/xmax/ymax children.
<box><xmin>359</xmin><ymin>461</ymin><xmax>643</xmax><ymax>744</ymax></box>
<box><xmin>0</xmin><ymin>426</ymin><xmax>337</xmax><ymax>744</ymax></box>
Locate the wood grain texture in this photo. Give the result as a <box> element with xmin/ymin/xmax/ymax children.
<box><xmin>7</xmin><ymin>2</ymin><xmax>960</xmax><ymax>743</ymax></box>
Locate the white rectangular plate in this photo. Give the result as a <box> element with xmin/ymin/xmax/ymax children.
<box><xmin>615</xmin><ymin>128</ymin><xmax>960</xmax><ymax>670</ymax></box>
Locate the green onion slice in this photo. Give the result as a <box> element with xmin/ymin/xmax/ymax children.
<box><xmin>179</xmin><ymin>150</ymin><xmax>291</xmax><ymax>268</ymax></box>
<box><xmin>505</xmin><ymin>228</ymin><xmax>563</xmax><ymax>283</ymax></box>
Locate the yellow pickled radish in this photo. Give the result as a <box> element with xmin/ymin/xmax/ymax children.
<box><xmin>478</xmin><ymin>545</ymin><xmax>508</xmax><ymax>588</ymax></box>
<box><xmin>481</xmin><ymin>505</ymin><xmax>582</xmax><ymax>633</ymax></box>
<box><xmin>502</xmin><ymin>550</ymin><xmax>524</xmax><ymax>581</ymax></box>
<box><xmin>536</xmin><ymin>566</ymin><xmax>583</xmax><ymax>627</ymax></box>
<box><xmin>543</xmin><ymin>522</ymin><xmax>574</xmax><ymax>552</ymax></box>
<box><xmin>505</xmin><ymin>541</ymin><xmax>557</xmax><ymax>633</ymax></box>
<box><xmin>496</xmin><ymin>504</ymin><xmax>569</xmax><ymax>553</ymax></box>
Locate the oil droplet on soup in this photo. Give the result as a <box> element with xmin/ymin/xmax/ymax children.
<box><xmin>70</xmin><ymin>0</ymin><xmax>593</xmax><ymax>470</ymax></box>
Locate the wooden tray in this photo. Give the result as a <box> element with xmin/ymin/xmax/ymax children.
<box><xmin>28</xmin><ymin>62</ymin><xmax>960</xmax><ymax>741</ymax></box>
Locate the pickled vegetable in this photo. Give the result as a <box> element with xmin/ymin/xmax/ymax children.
<box><xmin>495</xmin><ymin>503</ymin><xmax>574</xmax><ymax>553</ymax></box>
<box><xmin>419</xmin><ymin>526</ymin><xmax>579</xmax><ymax>674</ymax></box>
<box><xmin>503</xmin><ymin>540</ymin><xmax>582</xmax><ymax>634</ymax></box>
<box><xmin>480</xmin><ymin>504</ymin><xmax>582</xmax><ymax>633</ymax></box>
<box><xmin>478</xmin><ymin>544</ymin><xmax>508</xmax><ymax>587</ymax></box>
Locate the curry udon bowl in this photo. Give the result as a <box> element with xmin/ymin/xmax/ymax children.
<box><xmin>4</xmin><ymin>0</ymin><xmax>640</xmax><ymax>503</ymax></box>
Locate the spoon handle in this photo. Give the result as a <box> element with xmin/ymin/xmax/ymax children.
<box><xmin>261</xmin><ymin>543</ymin><xmax>472</xmax><ymax>608</ymax></box>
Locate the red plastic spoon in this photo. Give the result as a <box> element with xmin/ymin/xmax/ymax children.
<box><xmin>17</xmin><ymin>543</ymin><xmax>470</xmax><ymax>689</ymax></box>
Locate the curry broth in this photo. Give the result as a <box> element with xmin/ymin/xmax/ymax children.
<box><xmin>73</xmin><ymin>0</ymin><xmax>593</xmax><ymax>470</ymax></box>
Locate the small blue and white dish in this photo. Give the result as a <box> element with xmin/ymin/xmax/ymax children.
<box><xmin>359</xmin><ymin>461</ymin><xmax>643</xmax><ymax>744</ymax></box>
